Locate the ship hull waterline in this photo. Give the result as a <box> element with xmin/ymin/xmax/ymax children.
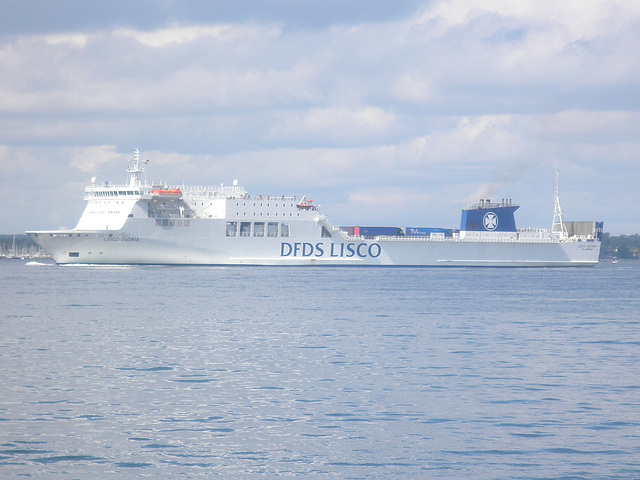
<box><xmin>28</xmin><ymin>227</ymin><xmax>600</xmax><ymax>267</ymax></box>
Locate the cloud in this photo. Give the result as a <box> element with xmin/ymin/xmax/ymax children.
<box><xmin>347</xmin><ymin>186</ymin><xmax>439</xmax><ymax>217</ymax></box>
<box><xmin>529</xmin><ymin>111</ymin><xmax>640</xmax><ymax>145</ymax></box>
<box><xmin>268</xmin><ymin>106</ymin><xmax>396</xmax><ymax>144</ymax></box>
<box><xmin>44</xmin><ymin>33</ymin><xmax>89</xmax><ymax>47</ymax></box>
<box><xmin>405</xmin><ymin>0</ymin><xmax>640</xmax><ymax>107</ymax></box>
<box><xmin>1</xmin><ymin>1</ymin><xmax>640</xmax><ymax>233</ymax></box>
<box><xmin>418</xmin><ymin>0</ymin><xmax>640</xmax><ymax>42</ymax></box>
<box><xmin>114</xmin><ymin>24</ymin><xmax>281</xmax><ymax>47</ymax></box>
<box><xmin>392</xmin><ymin>73</ymin><xmax>434</xmax><ymax>104</ymax></box>
<box><xmin>69</xmin><ymin>145</ymin><xmax>124</xmax><ymax>173</ymax></box>
<box><xmin>3</xmin><ymin>1</ymin><xmax>640</xmax><ymax>121</ymax></box>
<box><xmin>0</xmin><ymin>145</ymin><xmax>39</xmax><ymax>177</ymax></box>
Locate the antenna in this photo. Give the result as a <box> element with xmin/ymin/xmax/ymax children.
<box><xmin>126</xmin><ymin>148</ymin><xmax>147</xmax><ymax>187</ymax></box>
<box><xmin>552</xmin><ymin>171</ymin><xmax>568</xmax><ymax>238</ymax></box>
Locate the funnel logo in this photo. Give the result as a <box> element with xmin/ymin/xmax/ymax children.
<box><xmin>483</xmin><ymin>212</ymin><xmax>498</xmax><ymax>231</ymax></box>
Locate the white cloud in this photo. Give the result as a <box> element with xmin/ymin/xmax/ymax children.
<box><xmin>2</xmin><ymin>1</ymin><xmax>639</xmax><ymax>119</ymax></box>
<box><xmin>69</xmin><ymin>145</ymin><xmax>124</xmax><ymax>173</ymax></box>
<box><xmin>348</xmin><ymin>186</ymin><xmax>438</xmax><ymax>212</ymax></box>
<box><xmin>528</xmin><ymin>111</ymin><xmax>640</xmax><ymax>145</ymax></box>
<box><xmin>114</xmin><ymin>24</ymin><xmax>281</xmax><ymax>47</ymax></box>
<box><xmin>418</xmin><ymin>0</ymin><xmax>640</xmax><ymax>41</ymax></box>
<box><xmin>392</xmin><ymin>73</ymin><xmax>434</xmax><ymax>104</ymax></box>
<box><xmin>406</xmin><ymin>0</ymin><xmax>640</xmax><ymax>96</ymax></box>
<box><xmin>1</xmin><ymin>2</ymin><xmax>640</xmax><ymax>233</ymax></box>
<box><xmin>268</xmin><ymin>106</ymin><xmax>396</xmax><ymax>144</ymax></box>
<box><xmin>44</xmin><ymin>33</ymin><xmax>89</xmax><ymax>48</ymax></box>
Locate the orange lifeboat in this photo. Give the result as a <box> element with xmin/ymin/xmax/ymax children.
<box><xmin>297</xmin><ymin>197</ymin><xmax>315</xmax><ymax>210</ymax></box>
<box><xmin>152</xmin><ymin>188</ymin><xmax>182</xmax><ymax>196</ymax></box>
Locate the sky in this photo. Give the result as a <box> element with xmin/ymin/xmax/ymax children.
<box><xmin>1</xmin><ymin>0</ymin><xmax>639</xmax><ymax>234</ymax></box>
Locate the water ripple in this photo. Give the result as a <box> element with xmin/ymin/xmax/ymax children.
<box><xmin>2</xmin><ymin>262</ymin><xmax>639</xmax><ymax>478</ymax></box>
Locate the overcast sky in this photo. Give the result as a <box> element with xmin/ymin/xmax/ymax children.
<box><xmin>2</xmin><ymin>0</ymin><xmax>639</xmax><ymax>234</ymax></box>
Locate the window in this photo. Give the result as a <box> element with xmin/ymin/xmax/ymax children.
<box><xmin>281</xmin><ymin>223</ymin><xmax>290</xmax><ymax>237</ymax></box>
<box><xmin>267</xmin><ymin>222</ymin><xmax>279</xmax><ymax>237</ymax></box>
<box><xmin>254</xmin><ymin>222</ymin><xmax>265</xmax><ymax>237</ymax></box>
<box><xmin>240</xmin><ymin>222</ymin><xmax>251</xmax><ymax>237</ymax></box>
<box><xmin>322</xmin><ymin>226</ymin><xmax>332</xmax><ymax>238</ymax></box>
<box><xmin>69</xmin><ymin>252</ymin><xmax>79</xmax><ymax>257</ymax></box>
<box><xmin>226</xmin><ymin>222</ymin><xmax>238</xmax><ymax>237</ymax></box>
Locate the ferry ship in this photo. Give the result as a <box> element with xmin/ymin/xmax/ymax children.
<box><xmin>27</xmin><ymin>149</ymin><xmax>603</xmax><ymax>266</ymax></box>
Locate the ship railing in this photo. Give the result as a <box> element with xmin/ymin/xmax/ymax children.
<box><xmin>85</xmin><ymin>187</ymin><xmax>143</xmax><ymax>198</ymax></box>
<box><xmin>180</xmin><ymin>185</ymin><xmax>246</xmax><ymax>193</ymax></box>
<box><xmin>239</xmin><ymin>194</ymin><xmax>298</xmax><ymax>201</ymax></box>
<box><xmin>339</xmin><ymin>234</ymin><xmax>566</xmax><ymax>244</ymax></box>
<box><xmin>567</xmin><ymin>234</ymin><xmax>597</xmax><ymax>242</ymax></box>
<box><xmin>467</xmin><ymin>200</ymin><xmax>518</xmax><ymax>209</ymax></box>
<box><xmin>183</xmin><ymin>188</ymin><xmax>297</xmax><ymax>202</ymax></box>
<box><xmin>517</xmin><ymin>227</ymin><xmax>548</xmax><ymax>233</ymax></box>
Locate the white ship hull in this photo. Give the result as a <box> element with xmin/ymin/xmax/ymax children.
<box><xmin>29</xmin><ymin>218</ymin><xmax>600</xmax><ymax>267</ymax></box>
<box><xmin>26</xmin><ymin>150</ymin><xmax>602</xmax><ymax>267</ymax></box>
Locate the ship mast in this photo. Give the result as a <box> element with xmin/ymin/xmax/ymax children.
<box><xmin>127</xmin><ymin>148</ymin><xmax>147</xmax><ymax>187</ymax></box>
<box><xmin>552</xmin><ymin>171</ymin><xmax>568</xmax><ymax>238</ymax></box>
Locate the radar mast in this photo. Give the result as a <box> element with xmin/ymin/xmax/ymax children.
<box><xmin>127</xmin><ymin>148</ymin><xmax>147</xmax><ymax>187</ymax></box>
<box><xmin>552</xmin><ymin>171</ymin><xmax>568</xmax><ymax>238</ymax></box>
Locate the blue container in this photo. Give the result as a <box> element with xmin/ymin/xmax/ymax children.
<box><xmin>405</xmin><ymin>227</ymin><xmax>449</xmax><ymax>237</ymax></box>
<box><xmin>359</xmin><ymin>226</ymin><xmax>400</xmax><ymax>237</ymax></box>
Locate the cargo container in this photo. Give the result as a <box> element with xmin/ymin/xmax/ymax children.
<box><xmin>339</xmin><ymin>226</ymin><xmax>356</xmax><ymax>236</ymax></box>
<box><xmin>358</xmin><ymin>226</ymin><xmax>402</xmax><ymax>237</ymax></box>
<box><xmin>405</xmin><ymin>227</ymin><xmax>453</xmax><ymax>237</ymax></box>
<box><xmin>339</xmin><ymin>226</ymin><xmax>402</xmax><ymax>237</ymax></box>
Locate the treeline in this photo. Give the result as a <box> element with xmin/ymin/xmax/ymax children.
<box><xmin>600</xmin><ymin>233</ymin><xmax>640</xmax><ymax>260</ymax></box>
<box><xmin>0</xmin><ymin>234</ymin><xmax>41</xmax><ymax>257</ymax></box>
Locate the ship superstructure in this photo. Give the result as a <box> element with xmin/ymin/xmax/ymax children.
<box><xmin>27</xmin><ymin>149</ymin><xmax>603</xmax><ymax>266</ymax></box>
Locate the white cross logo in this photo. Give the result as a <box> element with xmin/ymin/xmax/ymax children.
<box><xmin>483</xmin><ymin>212</ymin><xmax>498</xmax><ymax>231</ymax></box>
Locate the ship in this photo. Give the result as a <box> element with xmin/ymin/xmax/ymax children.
<box><xmin>26</xmin><ymin>149</ymin><xmax>603</xmax><ymax>266</ymax></box>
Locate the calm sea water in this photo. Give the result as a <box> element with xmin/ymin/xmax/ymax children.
<box><xmin>1</xmin><ymin>260</ymin><xmax>639</xmax><ymax>479</ymax></box>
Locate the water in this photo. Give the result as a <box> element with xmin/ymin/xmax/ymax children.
<box><xmin>1</xmin><ymin>260</ymin><xmax>639</xmax><ymax>479</ymax></box>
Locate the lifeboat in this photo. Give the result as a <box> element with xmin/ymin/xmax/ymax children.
<box><xmin>297</xmin><ymin>197</ymin><xmax>315</xmax><ymax>210</ymax></box>
<box><xmin>152</xmin><ymin>188</ymin><xmax>182</xmax><ymax>196</ymax></box>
